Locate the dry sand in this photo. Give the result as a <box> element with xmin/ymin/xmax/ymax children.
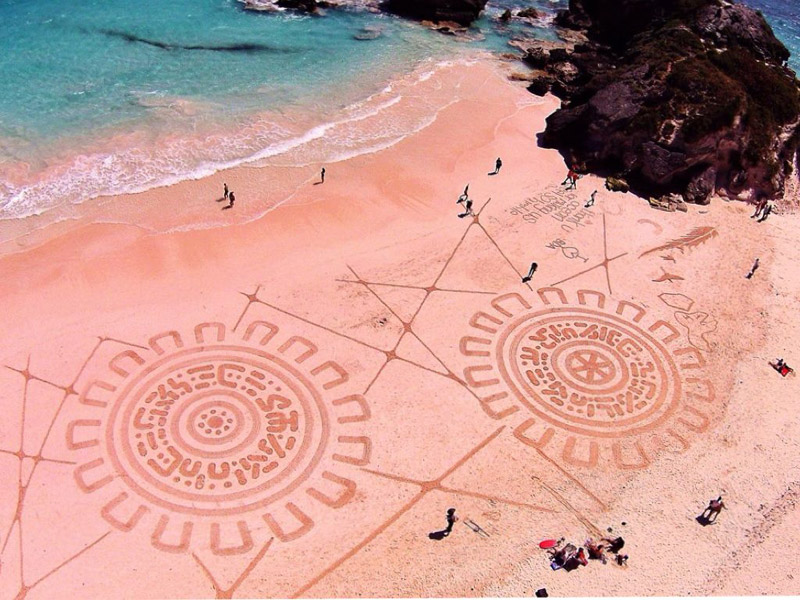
<box><xmin>0</xmin><ymin>58</ymin><xmax>799</xmax><ymax>599</ymax></box>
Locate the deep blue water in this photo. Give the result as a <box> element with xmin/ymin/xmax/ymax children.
<box><xmin>746</xmin><ymin>0</ymin><xmax>800</xmax><ymax>70</ymax></box>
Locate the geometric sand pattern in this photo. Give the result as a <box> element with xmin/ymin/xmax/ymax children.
<box><xmin>1</xmin><ymin>195</ymin><xmax>725</xmax><ymax>598</ymax></box>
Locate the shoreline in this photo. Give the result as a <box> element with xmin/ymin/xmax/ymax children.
<box><xmin>0</xmin><ymin>55</ymin><xmax>513</xmax><ymax>258</ymax></box>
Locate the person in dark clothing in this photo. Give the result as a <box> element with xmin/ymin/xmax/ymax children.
<box><xmin>458</xmin><ymin>184</ymin><xmax>469</xmax><ymax>204</ymax></box>
<box><xmin>601</xmin><ymin>536</ymin><xmax>625</xmax><ymax>554</ymax></box>
<box><xmin>700</xmin><ymin>496</ymin><xmax>725</xmax><ymax>523</ymax></box>
<box><xmin>428</xmin><ymin>508</ymin><xmax>458</xmax><ymax>540</ymax></box>
<box><xmin>490</xmin><ymin>157</ymin><xmax>502</xmax><ymax>175</ymax></box>
<box><xmin>522</xmin><ymin>262</ymin><xmax>538</xmax><ymax>283</ymax></box>
<box><xmin>745</xmin><ymin>258</ymin><xmax>759</xmax><ymax>279</ymax></box>
<box><xmin>458</xmin><ymin>198</ymin><xmax>473</xmax><ymax>218</ymax></box>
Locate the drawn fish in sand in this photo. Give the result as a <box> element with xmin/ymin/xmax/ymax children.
<box><xmin>639</xmin><ymin>226</ymin><xmax>718</xmax><ymax>258</ymax></box>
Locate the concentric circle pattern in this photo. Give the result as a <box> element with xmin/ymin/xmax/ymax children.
<box><xmin>109</xmin><ymin>348</ymin><xmax>322</xmax><ymax>514</ymax></box>
<box><xmin>501</xmin><ymin>309</ymin><xmax>680</xmax><ymax>437</ymax></box>
<box><xmin>460</xmin><ymin>289</ymin><xmax>717</xmax><ymax>470</ymax></box>
<box><xmin>69</xmin><ymin>321</ymin><xmax>371</xmax><ymax>554</ymax></box>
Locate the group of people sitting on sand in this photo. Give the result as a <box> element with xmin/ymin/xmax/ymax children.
<box><xmin>547</xmin><ymin>535</ymin><xmax>628</xmax><ymax>572</ymax></box>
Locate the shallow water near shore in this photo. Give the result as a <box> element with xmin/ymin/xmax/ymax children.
<box><xmin>0</xmin><ymin>0</ymin><xmax>797</xmax><ymax>228</ymax></box>
<box><xmin>0</xmin><ymin>0</ymin><xmax>563</xmax><ymax>224</ymax></box>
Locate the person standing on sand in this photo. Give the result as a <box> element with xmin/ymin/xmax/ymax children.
<box><xmin>428</xmin><ymin>508</ymin><xmax>458</xmax><ymax>540</ymax></box>
<box><xmin>745</xmin><ymin>258</ymin><xmax>759</xmax><ymax>279</ymax></box>
<box><xmin>458</xmin><ymin>184</ymin><xmax>469</xmax><ymax>204</ymax></box>
<box><xmin>490</xmin><ymin>157</ymin><xmax>502</xmax><ymax>175</ymax></box>
<box><xmin>758</xmin><ymin>202</ymin><xmax>773</xmax><ymax>223</ymax></box>
<box><xmin>585</xmin><ymin>190</ymin><xmax>597</xmax><ymax>208</ymax></box>
<box><xmin>522</xmin><ymin>262</ymin><xmax>538</xmax><ymax>283</ymax></box>
<box><xmin>228</xmin><ymin>191</ymin><xmax>236</xmax><ymax>209</ymax></box>
<box><xmin>700</xmin><ymin>496</ymin><xmax>725</xmax><ymax>523</ymax></box>
<box><xmin>562</xmin><ymin>169</ymin><xmax>579</xmax><ymax>190</ymax></box>
<box><xmin>751</xmin><ymin>196</ymin><xmax>767</xmax><ymax>219</ymax></box>
<box><xmin>458</xmin><ymin>197</ymin><xmax>473</xmax><ymax>218</ymax></box>
<box><xmin>223</xmin><ymin>182</ymin><xmax>229</xmax><ymax>201</ymax></box>
<box><xmin>320</xmin><ymin>167</ymin><xmax>325</xmax><ymax>184</ymax></box>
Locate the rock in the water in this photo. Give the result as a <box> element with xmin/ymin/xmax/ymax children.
<box><xmin>537</xmin><ymin>0</ymin><xmax>800</xmax><ymax>201</ymax></box>
<box><xmin>276</xmin><ymin>0</ymin><xmax>319</xmax><ymax>12</ymax></box>
<box><xmin>523</xmin><ymin>47</ymin><xmax>550</xmax><ymax>69</ymax></box>
<box><xmin>527</xmin><ymin>76</ymin><xmax>554</xmax><ymax>96</ymax></box>
<box><xmin>500</xmin><ymin>9</ymin><xmax>512</xmax><ymax>22</ymax></box>
<box><xmin>516</xmin><ymin>8</ymin><xmax>541</xmax><ymax>20</ymax></box>
<box><xmin>385</xmin><ymin>0</ymin><xmax>488</xmax><ymax>26</ymax></box>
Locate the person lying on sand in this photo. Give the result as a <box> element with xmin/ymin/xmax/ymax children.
<box><xmin>549</xmin><ymin>542</ymin><xmax>575</xmax><ymax>565</ymax></box>
<box><xmin>585</xmin><ymin>538</ymin><xmax>607</xmax><ymax>564</ymax></box>
<box><xmin>601</xmin><ymin>536</ymin><xmax>625</xmax><ymax>554</ymax></box>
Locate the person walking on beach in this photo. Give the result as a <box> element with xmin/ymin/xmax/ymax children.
<box><xmin>458</xmin><ymin>197</ymin><xmax>474</xmax><ymax>218</ymax></box>
<box><xmin>758</xmin><ymin>202</ymin><xmax>773</xmax><ymax>223</ymax></box>
<box><xmin>522</xmin><ymin>261</ymin><xmax>538</xmax><ymax>283</ymax></box>
<box><xmin>585</xmin><ymin>190</ymin><xmax>597</xmax><ymax>208</ymax></box>
<box><xmin>428</xmin><ymin>508</ymin><xmax>459</xmax><ymax>540</ymax></box>
<box><xmin>562</xmin><ymin>168</ymin><xmax>579</xmax><ymax>190</ymax></box>
<box><xmin>490</xmin><ymin>157</ymin><xmax>502</xmax><ymax>175</ymax></box>
<box><xmin>320</xmin><ymin>167</ymin><xmax>326</xmax><ymax>184</ymax></box>
<box><xmin>699</xmin><ymin>496</ymin><xmax>725</xmax><ymax>523</ymax></box>
<box><xmin>458</xmin><ymin>184</ymin><xmax>469</xmax><ymax>204</ymax></box>
<box><xmin>228</xmin><ymin>191</ymin><xmax>236</xmax><ymax>209</ymax></box>
<box><xmin>745</xmin><ymin>258</ymin><xmax>759</xmax><ymax>279</ymax></box>
<box><xmin>751</xmin><ymin>196</ymin><xmax>767</xmax><ymax>219</ymax></box>
<box><xmin>223</xmin><ymin>182</ymin><xmax>229</xmax><ymax>201</ymax></box>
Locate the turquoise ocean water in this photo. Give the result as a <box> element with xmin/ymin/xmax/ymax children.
<box><xmin>0</xmin><ymin>0</ymin><xmax>797</xmax><ymax>221</ymax></box>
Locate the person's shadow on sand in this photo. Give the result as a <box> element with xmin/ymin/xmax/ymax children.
<box><xmin>222</xmin><ymin>205</ymin><xmax>232</xmax><ymax>210</ymax></box>
<box><xmin>428</xmin><ymin>508</ymin><xmax>457</xmax><ymax>541</ymax></box>
<box><xmin>215</xmin><ymin>196</ymin><xmax>227</xmax><ymax>202</ymax></box>
<box><xmin>695</xmin><ymin>515</ymin><xmax>715</xmax><ymax>526</ymax></box>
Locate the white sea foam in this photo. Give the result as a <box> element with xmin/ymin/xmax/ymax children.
<box><xmin>0</xmin><ymin>57</ymin><xmax>476</xmax><ymax>222</ymax></box>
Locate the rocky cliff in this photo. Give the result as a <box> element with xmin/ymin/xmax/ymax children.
<box><xmin>385</xmin><ymin>0</ymin><xmax>488</xmax><ymax>26</ymax></box>
<box><xmin>529</xmin><ymin>0</ymin><xmax>800</xmax><ymax>203</ymax></box>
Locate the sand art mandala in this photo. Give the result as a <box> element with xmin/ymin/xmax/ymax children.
<box><xmin>67</xmin><ymin>321</ymin><xmax>371</xmax><ymax>554</ymax></box>
<box><xmin>460</xmin><ymin>288</ymin><xmax>718</xmax><ymax>470</ymax></box>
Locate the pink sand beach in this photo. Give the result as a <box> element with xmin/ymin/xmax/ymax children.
<box><xmin>1</xmin><ymin>57</ymin><xmax>800</xmax><ymax>598</ymax></box>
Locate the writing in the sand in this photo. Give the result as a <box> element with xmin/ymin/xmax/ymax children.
<box><xmin>508</xmin><ymin>186</ymin><xmax>594</xmax><ymax>233</ymax></box>
<box><xmin>545</xmin><ymin>238</ymin><xmax>589</xmax><ymax>262</ymax></box>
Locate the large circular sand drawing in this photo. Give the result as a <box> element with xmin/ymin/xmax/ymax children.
<box><xmin>68</xmin><ymin>321</ymin><xmax>371</xmax><ymax>554</ymax></box>
<box><xmin>460</xmin><ymin>288</ymin><xmax>718</xmax><ymax>470</ymax></box>
<box><xmin>109</xmin><ymin>346</ymin><xmax>324</xmax><ymax>515</ymax></box>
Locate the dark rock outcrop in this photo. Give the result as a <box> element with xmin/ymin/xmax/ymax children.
<box><xmin>276</xmin><ymin>0</ymin><xmax>319</xmax><ymax>11</ymax></box>
<box><xmin>534</xmin><ymin>0</ymin><xmax>800</xmax><ymax>202</ymax></box>
<box><xmin>385</xmin><ymin>0</ymin><xmax>488</xmax><ymax>26</ymax></box>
